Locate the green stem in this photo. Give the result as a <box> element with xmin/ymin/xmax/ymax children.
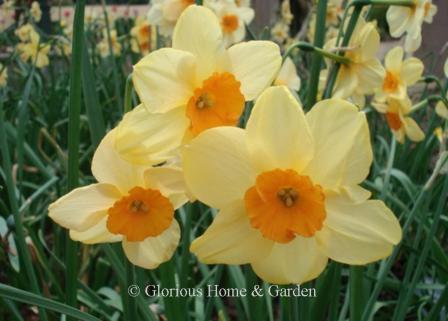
<box><xmin>123</xmin><ymin>260</ymin><xmax>137</xmax><ymax>321</ymax></box>
<box><xmin>283</xmin><ymin>42</ymin><xmax>350</xmax><ymax>65</ymax></box>
<box><xmin>124</xmin><ymin>73</ymin><xmax>134</xmax><ymax>114</ymax></box>
<box><xmin>66</xmin><ymin>0</ymin><xmax>85</xmax><ymax>314</ymax></box>
<box><xmin>195</xmin><ymin>0</ymin><xmax>203</xmax><ymax>4</ymax></box>
<box><xmin>349</xmin><ymin>266</ymin><xmax>363</xmax><ymax>321</ymax></box>
<box><xmin>0</xmin><ymin>94</ymin><xmax>48</xmax><ymax>321</ymax></box>
<box><xmin>381</xmin><ymin>136</ymin><xmax>396</xmax><ymax>200</ymax></box>
<box><xmin>306</xmin><ymin>0</ymin><xmax>328</xmax><ymax>108</ymax></box>
<box><xmin>159</xmin><ymin>259</ymin><xmax>188</xmax><ymax>321</ymax></box>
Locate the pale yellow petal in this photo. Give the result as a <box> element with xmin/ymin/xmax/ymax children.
<box><xmin>333</xmin><ymin>66</ymin><xmax>358</xmax><ymax>99</ymax></box>
<box><xmin>172</xmin><ymin>5</ymin><xmax>225</xmax><ymax>80</ymax></box>
<box><xmin>385</xmin><ymin>46</ymin><xmax>403</xmax><ymax>72</ymax></box>
<box><xmin>275</xmin><ymin>57</ymin><xmax>301</xmax><ymax>92</ymax></box>
<box><xmin>191</xmin><ymin>200</ymin><xmax>272</xmax><ymax>264</ymax></box>
<box><xmin>404</xmin><ymin>30</ymin><xmax>422</xmax><ymax>53</ymax></box>
<box><xmin>115</xmin><ymin>104</ymin><xmax>189</xmax><ymax>165</ymax></box>
<box><xmin>251</xmin><ymin>237</ymin><xmax>328</xmax><ymax>284</ymax></box>
<box><xmin>316</xmin><ymin>194</ymin><xmax>402</xmax><ymax>265</ymax></box>
<box><xmin>400</xmin><ymin>57</ymin><xmax>424</xmax><ymax>85</ymax></box>
<box><xmin>356</xmin><ymin>58</ymin><xmax>385</xmax><ymax>95</ymax></box>
<box><xmin>403</xmin><ymin>117</ymin><xmax>425</xmax><ymax>142</ymax></box>
<box><xmin>144</xmin><ymin>166</ymin><xmax>188</xmax><ymax>209</ymax></box>
<box><xmin>386</xmin><ymin>6</ymin><xmax>412</xmax><ymax>38</ymax></box>
<box><xmin>70</xmin><ymin>216</ymin><xmax>122</xmax><ymax>244</ymax></box>
<box><xmin>123</xmin><ymin>220</ymin><xmax>180</xmax><ymax>269</ymax></box>
<box><xmin>444</xmin><ymin>58</ymin><xmax>448</xmax><ymax>78</ymax></box>
<box><xmin>358</xmin><ymin>22</ymin><xmax>380</xmax><ymax>61</ymax></box>
<box><xmin>227</xmin><ymin>41</ymin><xmax>281</xmax><ymax>100</ymax></box>
<box><xmin>246</xmin><ymin>86</ymin><xmax>314</xmax><ymax>172</ymax></box>
<box><xmin>133</xmin><ymin>48</ymin><xmax>196</xmax><ymax>113</ymax></box>
<box><xmin>182</xmin><ymin>127</ymin><xmax>256</xmax><ymax>208</ymax></box>
<box><xmin>435</xmin><ymin>101</ymin><xmax>448</xmax><ymax>119</ymax></box>
<box><xmin>303</xmin><ymin>99</ymin><xmax>372</xmax><ymax>189</ymax></box>
<box><xmin>48</xmin><ymin>183</ymin><xmax>121</xmax><ymax>231</ymax></box>
<box><xmin>92</xmin><ymin>128</ymin><xmax>147</xmax><ymax>193</ymax></box>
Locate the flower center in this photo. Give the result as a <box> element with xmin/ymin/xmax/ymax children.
<box><xmin>244</xmin><ymin>169</ymin><xmax>326</xmax><ymax>243</ymax></box>
<box><xmin>107</xmin><ymin>186</ymin><xmax>174</xmax><ymax>242</ymax></box>
<box><xmin>139</xmin><ymin>24</ymin><xmax>150</xmax><ymax>39</ymax></box>
<box><xmin>386</xmin><ymin>112</ymin><xmax>403</xmax><ymax>130</ymax></box>
<box><xmin>221</xmin><ymin>14</ymin><xmax>239</xmax><ymax>33</ymax></box>
<box><xmin>186</xmin><ymin>72</ymin><xmax>245</xmax><ymax>137</ymax></box>
<box><xmin>383</xmin><ymin>70</ymin><xmax>400</xmax><ymax>93</ymax></box>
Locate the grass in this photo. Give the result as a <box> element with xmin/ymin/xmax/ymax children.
<box><xmin>0</xmin><ymin>0</ymin><xmax>447</xmax><ymax>320</ymax></box>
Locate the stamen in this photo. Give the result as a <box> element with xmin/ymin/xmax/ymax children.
<box><xmin>196</xmin><ymin>93</ymin><xmax>213</xmax><ymax>109</ymax></box>
<box><xmin>277</xmin><ymin>187</ymin><xmax>299</xmax><ymax>208</ymax></box>
<box><xmin>130</xmin><ymin>200</ymin><xmax>148</xmax><ymax>213</ymax></box>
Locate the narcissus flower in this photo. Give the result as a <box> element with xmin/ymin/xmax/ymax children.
<box><xmin>373</xmin><ymin>96</ymin><xmax>425</xmax><ymax>143</ymax></box>
<box><xmin>375</xmin><ymin>46</ymin><xmax>424</xmax><ymax>101</ymax></box>
<box><xmin>147</xmin><ymin>0</ymin><xmax>195</xmax><ymax>37</ymax></box>
<box><xmin>30</xmin><ymin>1</ymin><xmax>41</xmax><ymax>22</ymax></box>
<box><xmin>327</xmin><ymin>18</ymin><xmax>384</xmax><ymax>106</ymax></box>
<box><xmin>16</xmin><ymin>25</ymin><xmax>50</xmax><ymax>68</ymax></box>
<box><xmin>387</xmin><ymin>0</ymin><xmax>437</xmax><ymax>52</ymax></box>
<box><xmin>98</xmin><ymin>30</ymin><xmax>122</xmax><ymax>57</ymax></box>
<box><xmin>184</xmin><ymin>86</ymin><xmax>402</xmax><ymax>284</ymax></box>
<box><xmin>210</xmin><ymin>0</ymin><xmax>254</xmax><ymax>47</ymax></box>
<box><xmin>121</xmin><ymin>5</ymin><xmax>281</xmax><ymax>163</ymax></box>
<box><xmin>49</xmin><ymin>129</ymin><xmax>188</xmax><ymax>269</ymax></box>
<box><xmin>130</xmin><ymin>16</ymin><xmax>153</xmax><ymax>55</ymax></box>
<box><xmin>274</xmin><ymin>57</ymin><xmax>301</xmax><ymax>92</ymax></box>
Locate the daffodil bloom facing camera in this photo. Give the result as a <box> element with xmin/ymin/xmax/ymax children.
<box><xmin>373</xmin><ymin>96</ymin><xmax>425</xmax><ymax>144</ymax></box>
<box><xmin>16</xmin><ymin>25</ymin><xmax>50</xmax><ymax>68</ymax></box>
<box><xmin>120</xmin><ymin>5</ymin><xmax>281</xmax><ymax>164</ymax></box>
<box><xmin>326</xmin><ymin>18</ymin><xmax>385</xmax><ymax>106</ymax></box>
<box><xmin>30</xmin><ymin>1</ymin><xmax>41</xmax><ymax>22</ymax></box>
<box><xmin>387</xmin><ymin>0</ymin><xmax>437</xmax><ymax>53</ymax></box>
<box><xmin>130</xmin><ymin>16</ymin><xmax>153</xmax><ymax>55</ymax></box>
<box><xmin>48</xmin><ymin>129</ymin><xmax>188</xmax><ymax>269</ymax></box>
<box><xmin>183</xmin><ymin>86</ymin><xmax>402</xmax><ymax>284</ymax></box>
<box><xmin>210</xmin><ymin>0</ymin><xmax>254</xmax><ymax>47</ymax></box>
<box><xmin>98</xmin><ymin>29</ymin><xmax>122</xmax><ymax>58</ymax></box>
<box><xmin>375</xmin><ymin>46</ymin><xmax>424</xmax><ymax>102</ymax></box>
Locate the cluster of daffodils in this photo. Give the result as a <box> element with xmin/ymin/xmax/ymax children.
<box><xmin>50</xmin><ymin>6</ymin><xmax>403</xmax><ymax>284</ymax></box>
<box><xmin>271</xmin><ymin>0</ymin><xmax>294</xmax><ymax>45</ymax></box>
<box><xmin>15</xmin><ymin>24</ymin><xmax>50</xmax><ymax>68</ymax></box>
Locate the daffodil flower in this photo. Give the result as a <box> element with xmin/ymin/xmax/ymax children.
<box><xmin>274</xmin><ymin>57</ymin><xmax>301</xmax><ymax>92</ymax></box>
<box><xmin>387</xmin><ymin>0</ymin><xmax>437</xmax><ymax>52</ymax></box>
<box><xmin>210</xmin><ymin>0</ymin><xmax>254</xmax><ymax>47</ymax></box>
<box><xmin>98</xmin><ymin>29</ymin><xmax>122</xmax><ymax>58</ymax></box>
<box><xmin>183</xmin><ymin>86</ymin><xmax>402</xmax><ymax>284</ymax></box>
<box><xmin>16</xmin><ymin>25</ymin><xmax>50</xmax><ymax>68</ymax></box>
<box><xmin>373</xmin><ymin>96</ymin><xmax>425</xmax><ymax>143</ymax></box>
<box><xmin>147</xmin><ymin>0</ymin><xmax>196</xmax><ymax>37</ymax></box>
<box><xmin>118</xmin><ymin>5</ymin><xmax>281</xmax><ymax>164</ymax></box>
<box><xmin>49</xmin><ymin>129</ymin><xmax>188</xmax><ymax>269</ymax></box>
<box><xmin>30</xmin><ymin>1</ymin><xmax>41</xmax><ymax>22</ymax></box>
<box><xmin>326</xmin><ymin>18</ymin><xmax>385</xmax><ymax>106</ymax></box>
<box><xmin>130</xmin><ymin>16</ymin><xmax>153</xmax><ymax>55</ymax></box>
<box><xmin>375</xmin><ymin>46</ymin><xmax>424</xmax><ymax>101</ymax></box>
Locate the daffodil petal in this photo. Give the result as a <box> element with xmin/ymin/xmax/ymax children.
<box><xmin>400</xmin><ymin>58</ymin><xmax>424</xmax><ymax>86</ymax></box>
<box><xmin>251</xmin><ymin>237</ymin><xmax>328</xmax><ymax>284</ymax></box>
<box><xmin>48</xmin><ymin>183</ymin><xmax>121</xmax><ymax>231</ymax></box>
<box><xmin>435</xmin><ymin>101</ymin><xmax>448</xmax><ymax>119</ymax></box>
<box><xmin>92</xmin><ymin>128</ymin><xmax>147</xmax><ymax>193</ymax></box>
<box><xmin>316</xmin><ymin>194</ymin><xmax>402</xmax><ymax>265</ymax></box>
<box><xmin>356</xmin><ymin>59</ymin><xmax>385</xmax><ymax>95</ymax></box>
<box><xmin>172</xmin><ymin>5</ymin><xmax>225</xmax><ymax>80</ymax></box>
<box><xmin>333</xmin><ymin>67</ymin><xmax>357</xmax><ymax>99</ymax></box>
<box><xmin>144</xmin><ymin>166</ymin><xmax>188</xmax><ymax>209</ymax></box>
<box><xmin>227</xmin><ymin>41</ymin><xmax>281</xmax><ymax>100</ymax></box>
<box><xmin>183</xmin><ymin>127</ymin><xmax>255</xmax><ymax>208</ymax></box>
<box><xmin>133</xmin><ymin>48</ymin><xmax>196</xmax><ymax>113</ymax></box>
<box><xmin>115</xmin><ymin>104</ymin><xmax>189</xmax><ymax>166</ymax></box>
<box><xmin>385</xmin><ymin>47</ymin><xmax>403</xmax><ymax>72</ymax></box>
<box><xmin>123</xmin><ymin>220</ymin><xmax>180</xmax><ymax>269</ymax></box>
<box><xmin>191</xmin><ymin>200</ymin><xmax>272</xmax><ymax>264</ymax></box>
<box><xmin>404</xmin><ymin>117</ymin><xmax>425</xmax><ymax>142</ymax></box>
<box><xmin>303</xmin><ymin>99</ymin><xmax>372</xmax><ymax>189</ymax></box>
<box><xmin>70</xmin><ymin>216</ymin><xmax>122</xmax><ymax>244</ymax></box>
<box><xmin>386</xmin><ymin>6</ymin><xmax>411</xmax><ymax>38</ymax></box>
<box><xmin>358</xmin><ymin>22</ymin><xmax>380</xmax><ymax>61</ymax></box>
<box><xmin>245</xmin><ymin>86</ymin><xmax>314</xmax><ymax>172</ymax></box>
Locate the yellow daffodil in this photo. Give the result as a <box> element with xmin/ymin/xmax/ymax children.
<box><xmin>147</xmin><ymin>0</ymin><xmax>195</xmax><ymax>37</ymax></box>
<box><xmin>271</xmin><ymin>21</ymin><xmax>290</xmax><ymax>44</ymax></box>
<box><xmin>183</xmin><ymin>86</ymin><xmax>402</xmax><ymax>284</ymax></box>
<box><xmin>118</xmin><ymin>5</ymin><xmax>281</xmax><ymax>164</ymax></box>
<box><xmin>48</xmin><ymin>129</ymin><xmax>188</xmax><ymax>269</ymax></box>
<box><xmin>435</xmin><ymin>100</ymin><xmax>448</xmax><ymax>120</ymax></box>
<box><xmin>387</xmin><ymin>0</ymin><xmax>437</xmax><ymax>52</ymax></box>
<box><xmin>16</xmin><ymin>25</ymin><xmax>50</xmax><ymax>68</ymax></box>
<box><xmin>375</xmin><ymin>46</ymin><xmax>424</xmax><ymax>101</ymax></box>
<box><xmin>0</xmin><ymin>63</ymin><xmax>7</xmax><ymax>87</ymax></box>
<box><xmin>0</xmin><ymin>0</ymin><xmax>15</xmax><ymax>32</ymax></box>
<box><xmin>130</xmin><ymin>16</ymin><xmax>153</xmax><ymax>55</ymax></box>
<box><xmin>280</xmin><ymin>0</ymin><xmax>294</xmax><ymax>25</ymax></box>
<box><xmin>274</xmin><ymin>57</ymin><xmax>301</xmax><ymax>92</ymax></box>
<box><xmin>30</xmin><ymin>1</ymin><xmax>41</xmax><ymax>22</ymax></box>
<box><xmin>373</xmin><ymin>96</ymin><xmax>425</xmax><ymax>143</ymax></box>
<box><xmin>210</xmin><ymin>0</ymin><xmax>254</xmax><ymax>47</ymax></box>
<box><xmin>98</xmin><ymin>30</ymin><xmax>122</xmax><ymax>57</ymax></box>
<box><xmin>327</xmin><ymin>18</ymin><xmax>385</xmax><ymax>106</ymax></box>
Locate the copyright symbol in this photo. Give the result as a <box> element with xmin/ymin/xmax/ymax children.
<box><xmin>128</xmin><ymin>285</ymin><xmax>140</xmax><ymax>297</ymax></box>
